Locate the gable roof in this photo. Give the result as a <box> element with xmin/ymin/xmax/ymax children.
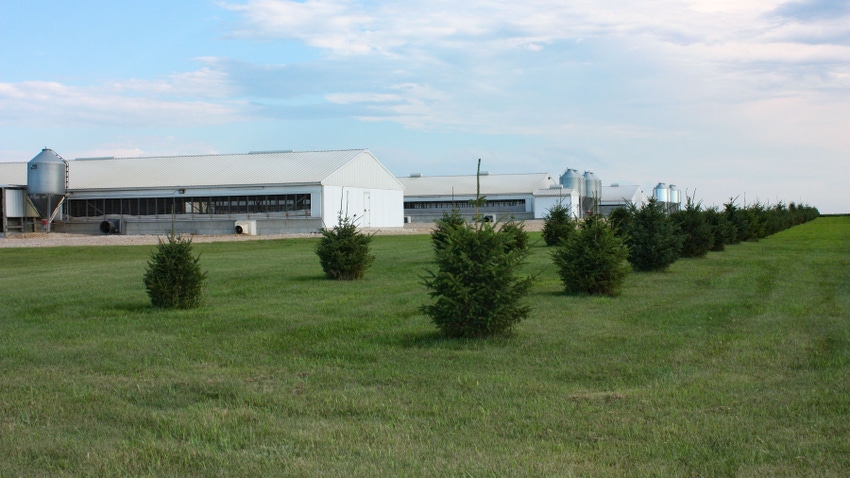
<box><xmin>400</xmin><ymin>173</ymin><xmax>556</xmax><ymax>197</ymax></box>
<box><xmin>600</xmin><ymin>184</ymin><xmax>644</xmax><ymax>204</ymax></box>
<box><xmin>66</xmin><ymin>149</ymin><xmax>404</xmax><ymax>191</ymax></box>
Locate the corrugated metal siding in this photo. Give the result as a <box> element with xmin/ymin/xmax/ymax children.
<box><xmin>0</xmin><ymin>162</ymin><xmax>28</xmax><ymax>186</ymax></box>
<box><xmin>400</xmin><ymin>173</ymin><xmax>555</xmax><ymax>197</ymax></box>
<box><xmin>601</xmin><ymin>185</ymin><xmax>643</xmax><ymax>203</ymax></box>
<box><xmin>322</xmin><ymin>151</ymin><xmax>404</xmax><ymax>190</ymax></box>
<box><xmin>67</xmin><ymin>149</ymin><xmax>372</xmax><ymax>190</ymax></box>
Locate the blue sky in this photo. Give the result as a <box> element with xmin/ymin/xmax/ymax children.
<box><xmin>1</xmin><ymin>0</ymin><xmax>847</xmax><ymax>213</ymax></box>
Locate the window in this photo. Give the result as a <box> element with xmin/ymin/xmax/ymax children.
<box><xmin>404</xmin><ymin>199</ymin><xmax>525</xmax><ymax>210</ymax></box>
<box><xmin>65</xmin><ymin>194</ymin><xmax>312</xmax><ymax>218</ymax></box>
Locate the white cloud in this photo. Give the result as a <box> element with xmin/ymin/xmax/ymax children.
<box><xmin>111</xmin><ymin>63</ymin><xmax>238</xmax><ymax>98</ymax></box>
<box><xmin>4</xmin><ymin>0</ymin><xmax>846</xmax><ymax>210</ymax></box>
<box><xmin>70</xmin><ymin>138</ymin><xmax>222</xmax><ymax>160</ymax></box>
<box><xmin>224</xmin><ymin>0</ymin><xmax>376</xmax><ymax>54</ymax></box>
<box><xmin>221</xmin><ymin>1</ymin><xmax>849</xmax><ymax>102</ymax></box>
<box><xmin>0</xmin><ymin>65</ymin><xmax>249</xmax><ymax>128</ymax></box>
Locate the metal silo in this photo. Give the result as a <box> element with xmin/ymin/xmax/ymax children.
<box><xmin>559</xmin><ymin>169</ymin><xmax>585</xmax><ymax>198</ymax></box>
<box><xmin>669</xmin><ymin>184</ymin><xmax>681</xmax><ymax>211</ymax></box>
<box><xmin>27</xmin><ymin>148</ymin><xmax>68</xmax><ymax>231</ymax></box>
<box><xmin>653</xmin><ymin>182</ymin><xmax>669</xmax><ymax>203</ymax></box>
<box><xmin>583</xmin><ymin>171</ymin><xmax>601</xmax><ymax>215</ymax></box>
<box><xmin>558</xmin><ymin>169</ymin><xmax>585</xmax><ymax>217</ymax></box>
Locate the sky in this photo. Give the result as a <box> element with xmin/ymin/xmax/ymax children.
<box><xmin>1</xmin><ymin>0</ymin><xmax>847</xmax><ymax>213</ymax></box>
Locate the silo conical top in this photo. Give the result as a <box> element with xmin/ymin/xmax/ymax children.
<box><xmin>559</xmin><ymin>168</ymin><xmax>585</xmax><ymax>196</ymax></box>
<box><xmin>583</xmin><ymin>171</ymin><xmax>601</xmax><ymax>199</ymax></box>
<box><xmin>28</xmin><ymin>148</ymin><xmax>64</xmax><ymax>165</ymax></box>
<box><xmin>653</xmin><ymin>182</ymin><xmax>669</xmax><ymax>203</ymax></box>
<box><xmin>669</xmin><ymin>184</ymin><xmax>681</xmax><ymax>205</ymax></box>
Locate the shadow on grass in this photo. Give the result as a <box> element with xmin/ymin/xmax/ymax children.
<box><xmin>389</xmin><ymin>329</ymin><xmax>518</xmax><ymax>349</ymax></box>
<box><xmin>391</xmin><ymin>330</ymin><xmax>448</xmax><ymax>348</ymax></box>
<box><xmin>289</xmin><ymin>274</ymin><xmax>328</xmax><ymax>283</ymax></box>
<box><xmin>103</xmin><ymin>301</ymin><xmax>157</xmax><ymax>314</ymax></box>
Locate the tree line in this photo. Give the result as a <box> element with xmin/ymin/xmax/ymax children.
<box><xmin>141</xmin><ymin>176</ymin><xmax>818</xmax><ymax>341</ymax></box>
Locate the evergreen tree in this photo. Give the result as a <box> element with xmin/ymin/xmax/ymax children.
<box><xmin>625</xmin><ymin>198</ymin><xmax>683</xmax><ymax>272</ymax></box>
<box><xmin>431</xmin><ymin>209</ymin><xmax>466</xmax><ymax>254</ymax></box>
<box><xmin>499</xmin><ymin>219</ymin><xmax>531</xmax><ymax>253</ymax></box>
<box><xmin>607</xmin><ymin>207</ymin><xmax>633</xmax><ymax>238</ymax></box>
<box><xmin>422</xmin><ymin>161</ymin><xmax>533</xmax><ymax>338</ymax></box>
<box><xmin>670</xmin><ymin>197</ymin><xmax>713</xmax><ymax>258</ymax></box>
<box><xmin>144</xmin><ymin>233</ymin><xmax>207</xmax><ymax>309</ymax></box>
<box><xmin>553</xmin><ymin>215</ymin><xmax>630</xmax><ymax>296</ymax></box>
<box><xmin>541</xmin><ymin>203</ymin><xmax>576</xmax><ymax>246</ymax></box>
<box><xmin>316</xmin><ymin>215</ymin><xmax>375</xmax><ymax>280</ymax></box>
<box><xmin>745</xmin><ymin>203</ymin><xmax>767</xmax><ymax>240</ymax></box>
<box><xmin>421</xmin><ymin>219</ymin><xmax>533</xmax><ymax>337</ymax></box>
<box><xmin>723</xmin><ymin>199</ymin><xmax>748</xmax><ymax>244</ymax></box>
<box><xmin>704</xmin><ymin>207</ymin><xmax>732</xmax><ymax>252</ymax></box>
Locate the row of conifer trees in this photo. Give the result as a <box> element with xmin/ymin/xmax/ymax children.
<box><xmin>542</xmin><ymin>198</ymin><xmax>820</xmax><ymax>298</ymax></box>
<box><xmin>140</xmin><ymin>188</ymin><xmax>818</xmax><ymax>341</ymax></box>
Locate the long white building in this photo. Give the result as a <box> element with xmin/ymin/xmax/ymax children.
<box><xmin>598</xmin><ymin>184</ymin><xmax>647</xmax><ymax>215</ymax></box>
<box><xmin>399</xmin><ymin>172</ymin><xmax>579</xmax><ymax>222</ymax></box>
<box><xmin>1</xmin><ymin>149</ymin><xmax>404</xmax><ymax>235</ymax></box>
<box><xmin>1</xmin><ymin>148</ymin><xmax>683</xmax><ymax>236</ymax></box>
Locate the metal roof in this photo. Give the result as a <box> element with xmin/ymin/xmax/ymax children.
<box><xmin>63</xmin><ymin>149</ymin><xmax>402</xmax><ymax>191</ymax></box>
<box><xmin>0</xmin><ymin>162</ymin><xmax>27</xmax><ymax>187</ymax></box>
<box><xmin>600</xmin><ymin>184</ymin><xmax>644</xmax><ymax>204</ymax></box>
<box><xmin>400</xmin><ymin>173</ymin><xmax>556</xmax><ymax>197</ymax></box>
<box><xmin>533</xmin><ymin>187</ymin><xmax>577</xmax><ymax>198</ymax></box>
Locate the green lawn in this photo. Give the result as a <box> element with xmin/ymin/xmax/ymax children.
<box><xmin>1</xmin><ymin>217</ymin><xmax>848</xmax><ymax>477</ymax></box>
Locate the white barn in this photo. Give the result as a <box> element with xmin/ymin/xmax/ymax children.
<box><xmin>0</xmin><ymin>149</ymin><xmax>404</xmax><ymax>236</ymax></box>
<box><xmin>399</xmin><ymin>172</ymin><xmax>578</xmax><ymax>222</ymax></box>
<box><xmin>599</xmin><ymin>184</ymin><xmax>646</xmax><ymax>216</ymax></box>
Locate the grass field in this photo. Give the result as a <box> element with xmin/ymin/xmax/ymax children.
<box><xmin>1</xmin><ymin>217</ymin><xmax>848</xmax><ymax>477</ymax></box>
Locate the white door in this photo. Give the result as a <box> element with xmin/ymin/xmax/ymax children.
<box><xmin>362</xmin><ymin>191</ymin><xmax>371</xmax><ymax>227</ymax></box>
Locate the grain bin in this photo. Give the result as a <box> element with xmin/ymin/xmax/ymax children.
<box><xmin>27</xmin><ymin>148</ymin><xmax>68</xmax><ymax>231</ymax></box>
<box><xmin>583</xmin><ymin>171</ymin><xmax>601</xmax><ymax>215</ymax></box>
<box><xmin>653</xmin><ymin>182</ymin><xmax>669</xmax><ymax>203</ymax></box>
<box><xmin>559</xmin><ymin>169</ymin><xmax>585</xmax><ymax>198</ymax></box>
<box><xmin>669</xmin><ymin>184</ymin><xmax>681</xmax><ymax>209</ymax></box>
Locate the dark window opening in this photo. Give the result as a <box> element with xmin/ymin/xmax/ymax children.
<box><xmin>404</xmin><ymin>199</ymin><xmax>526</xmax><ymax>210</ymax></box>
<box><xmin>66</xmin><ymin>194</ymin><xmax>312</xmax><ymax>218</ymax></box>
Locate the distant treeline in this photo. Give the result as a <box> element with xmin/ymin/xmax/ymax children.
<box><xmin>608</xmin><ymin>198</ymin><xmax>820</xmax><ymax>261</ymax></box>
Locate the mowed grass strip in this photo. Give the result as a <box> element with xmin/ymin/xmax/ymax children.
<box><xmin>1</xmin><ymin>217</ymin><xmax>848</xmax><ymax>477</ymax></box>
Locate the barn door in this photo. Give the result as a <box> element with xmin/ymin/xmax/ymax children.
<box><xmin>362</xmin><ymin>191</ymin><xmax>371</xmax><ymax>227</ymax></box>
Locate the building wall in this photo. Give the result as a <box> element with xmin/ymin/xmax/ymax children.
<box><xmin>534</xmin><ymin>196</ymin><xmax>576</xmax><ymax>219</ymax></box>
<box><xmin>402</xmin><ymin>194</ymin><xmax>534</xmax><ymax>223</ymax></box>
<box><xmin>59</xmin><ymin>185</ymin><xmax>327</xmax><ymax>235</ymax></box>
<box><xmin>533</xmin><ymin>191</ymin><xmax>579</xmax><ymax>219</ymax></box>
<box><xmin>55</xmin><ymin>216</ymin><xmax>323</xmax><ymax>235</ymax></box>
<box><xmin>1</xmin><ymin>187</ymin><xmax>40</xmax><ymax>235</ymax></box>
<box><xmin>8</xmin><ymin>183</ymin><xmax>402</xmax><ymax>235</ymax></box>
<box><xmin>323</xmin><ymin>152</ymin><xmax>406</xmax><ymax>191</ymax></box>
<box><xmin>3</xmin><ymin>149</ymin><xmax>407</xmax><ymax>236</ymax></box>
<box><xmin>3</xmin><ymin>188</ymin><xmax>30</xmax><ymax>217</ymax></box>
<box><xmin>322</xmin><ymin>186</ymin><xmax>404</xmax><ymax>228</ymax></box>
